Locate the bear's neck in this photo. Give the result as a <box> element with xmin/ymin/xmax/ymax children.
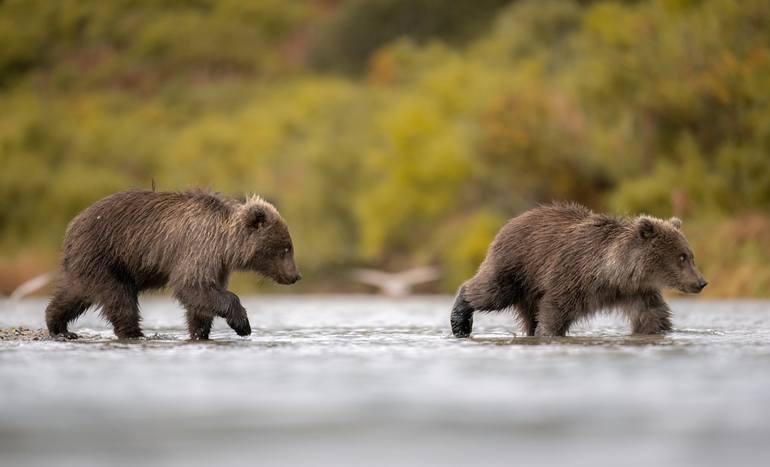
<box><xmin>601</xmin><ymin>232</ymin><xmax>651</xmax><ymax>292</ymax></box>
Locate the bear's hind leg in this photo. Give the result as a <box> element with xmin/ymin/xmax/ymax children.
<box><xmin>534</xmin><ymin>295</ymin><xmax>572</xmax><ymax>337</ymax></box>
<box><xmin>523</xmin><ymin>315</ymin><xmax>539</xmax><ymax>337</ymax></box>
<box><xmin>518</xmin><ymin>304</ymin><xmax>539</xmax><ymax>337</ymax></box>
<box><xmin>452</xmin><ymin>276</ymin><xmax>520</xmax><ymax>338</ymax></box>
<box><xmin>46</xmin><ymin>284</ymin><xmax>91</xmax><ymax>339</ymax></box>
<box><xmin>98</xmin><ymin>283</ymin><xmax>144</xmax><ymax>339</ymax></box>
<box><xmin>450</xmin><ymin>286</ymin><xmax>474</xmax><ymax>338</ymax></box>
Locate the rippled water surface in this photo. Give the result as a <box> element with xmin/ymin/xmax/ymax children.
<box><xmin>1</xmin><ymin>297</ymin><xmax>769</xmax><ymax>467</ymax></box>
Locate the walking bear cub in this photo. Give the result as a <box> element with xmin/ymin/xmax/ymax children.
<box><xmin>451</xmin><ymin>203</ymin><xmax>707</xmax><ymax>338</ymax></box>
<box><xmin>46</xmin><ymin>190</ymin><xmax>301</xmax><ymax>340</ymax></box>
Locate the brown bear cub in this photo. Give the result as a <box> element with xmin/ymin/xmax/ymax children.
<box><xmin>451</xmin><ymin>203</ymin><xmax>707</xmax><ymax>338</ymax></box>
<box><xmin>45</xmin><ymin>190</ymin><xmax>301</xmax><ymax>340</ymax></box>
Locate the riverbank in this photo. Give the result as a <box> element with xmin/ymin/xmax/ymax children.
<box><xmin>0</xmin><ymin>326</ymin><xmax>48</xmax><ymax>341</ymax></box>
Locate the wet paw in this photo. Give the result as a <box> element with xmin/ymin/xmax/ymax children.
<box><xmin>452</xmin><ymin>328</ymin><xmax>471</xmax><ymax>338</ymax></box>
<box><xmin>451</xmin><ymin>317</ymin><xmax>473</xmax><ymax>338</ymax></box>
<box><xmin>450</xmin><ymin>291</ymin><xmax>474</xmax><ymax>338</ymax></box>
<box><xmin>226</xmin><ymin>316</ymin><xmax>251</xmax><ymax>336</ymax></box>
<box><xmin>223</xmin><ymin>293</ymin><xmax>251</xmax><ymax>336</ymax></box>
<box><xmin>115</xmin><ymin>330</ymin><xmax>145</xmax><ymax>340</ymax></box>
<box><xmin>52</xmin><ymin>331</ymin><xmax>79</xmax><ymax>340</ymax></box>
<box><xmin>189</xmin><ymin>330</ymin><xmax>211</xmax><ymax>340</ymax></box>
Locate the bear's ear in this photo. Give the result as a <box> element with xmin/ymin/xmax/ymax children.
<box><xmin>669</xmin><ymin>217</ymin><xmax>682</xmax><ymax>230</ymax></box>
<box><xmin>637</xmin><ymin>218</ymin><xmax>657</xmax><ymax>240</ymax></box>
<box><xmin>245</xmin><ymin>206</ymin><xmax>269</xmax><ymax>230</ymax></box>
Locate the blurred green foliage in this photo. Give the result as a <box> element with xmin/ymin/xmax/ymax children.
<box><xmin>309</xmin><ymin>0</ymin><xmax>512</xmax><ymax>73</ymax></box>
<box><xmin>1</xmin><ymin>0</ymin><xmax>769</xmax><ymax>296</ymax></box>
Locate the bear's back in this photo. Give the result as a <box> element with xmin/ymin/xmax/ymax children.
<box><xmin>492</xmin><ymin>203</ymin><xmax>593</xmax><ymax>253</ymax></box>
<box><xmin>62</xmin><ymin>190</ymin><xmax>233</xmax><ymax>278</ymax></box>
<box><xmin>485</xmin><ymin>203</ymin><xmax>629</xmax><ymax>285</ymax></box>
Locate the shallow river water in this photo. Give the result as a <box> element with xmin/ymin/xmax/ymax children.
<box><xmin>1</xmin><ymin>296</ymin><xmax>769</xmax><ymax>467</ymax></box>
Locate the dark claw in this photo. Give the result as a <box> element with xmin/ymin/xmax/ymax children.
<box><xmin>114</xmin><ymin>328</ymin><xmax>145</xmax><ymax>339</ymax></box>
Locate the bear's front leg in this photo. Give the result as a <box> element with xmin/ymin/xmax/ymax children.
<box><xmin>220</xmin><ymin>291</ymin><xmax>251</xmax><ymax>337</ymax></box>
<box><xmin>626</xmin><ymin>291</ymin><xmax>672</xmax><ymax>335</ymax></box>
<box><xmin>175</xmin><ymin>286</ymin><xmax>251</xmax><ymax>338</ymax></box>
<box><xmin>186</xmin><ymin>311</ymin><xmax>214</xmax><ymax>340</ymax></box>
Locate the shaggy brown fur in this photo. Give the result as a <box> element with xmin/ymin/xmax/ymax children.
<box><xmin>451</xmin><ymin>203</ymin><xmax>707</xmax><ymax>338</ymax></box>
<box><xmin>45</xmin><ymin>190</ymin><xmax>301</xmax><ymax>340</ymax></box>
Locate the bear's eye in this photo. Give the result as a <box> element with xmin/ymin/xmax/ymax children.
<box><xmin>283</xmin><ymin>247</ymin><xmax>290</xmax><ymax>256</ymax></box>
<box><xmin>679</xmin><ymin>253</ymin><xmax>687</xmax><ymax>263</ymax></box>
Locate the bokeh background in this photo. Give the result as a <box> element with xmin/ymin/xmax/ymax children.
<box><xmin>1</xmin><ymin>0</ymin><xmax>769</xmax><ymax>296</ymax></box>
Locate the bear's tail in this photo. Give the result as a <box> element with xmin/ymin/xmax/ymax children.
<box><xmin>450</xmin><ymin>286</ymin><xmax>474</xmax><ymax>338</ymax></box>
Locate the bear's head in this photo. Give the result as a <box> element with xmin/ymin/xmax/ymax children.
<box><xmin>635</xmin><ymin>216</ymin><xmax>707</xmax><ymax>294</ymax></box>
<box><xmin>233</xmin><ymin>197</ymin><xmax>301</xmax><ymax>285</ymax></box>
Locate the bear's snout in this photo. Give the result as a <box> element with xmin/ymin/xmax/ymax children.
<box><xmin>684</xmin><ymin>278</ymin><xmax>708</xmax><ymax>294</ymax></box>
<box><xmin>275</xmin><ymin>272</ymin><xmax>302</xmax><ymax>285</ymax></box>
<box><xmin>681</xmin><ymin>261</ymin><xmax>707</xmax><ymax>294</ymax></box>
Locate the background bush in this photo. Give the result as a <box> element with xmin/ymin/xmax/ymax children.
<box><xmin>1</xmin><ymin>0</ymin><xmax>768</xmax><ymax>296</ymax></box>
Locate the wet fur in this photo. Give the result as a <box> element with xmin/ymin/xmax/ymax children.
<box><xmin>451</xmin><ymin>203</ymin><xmax>706</xmax><ymax>338</ymax></box>
<box><xmin>45</xmin><ymin>189</ymin><xmax>300</xmax><ymax>340</ymax></box>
